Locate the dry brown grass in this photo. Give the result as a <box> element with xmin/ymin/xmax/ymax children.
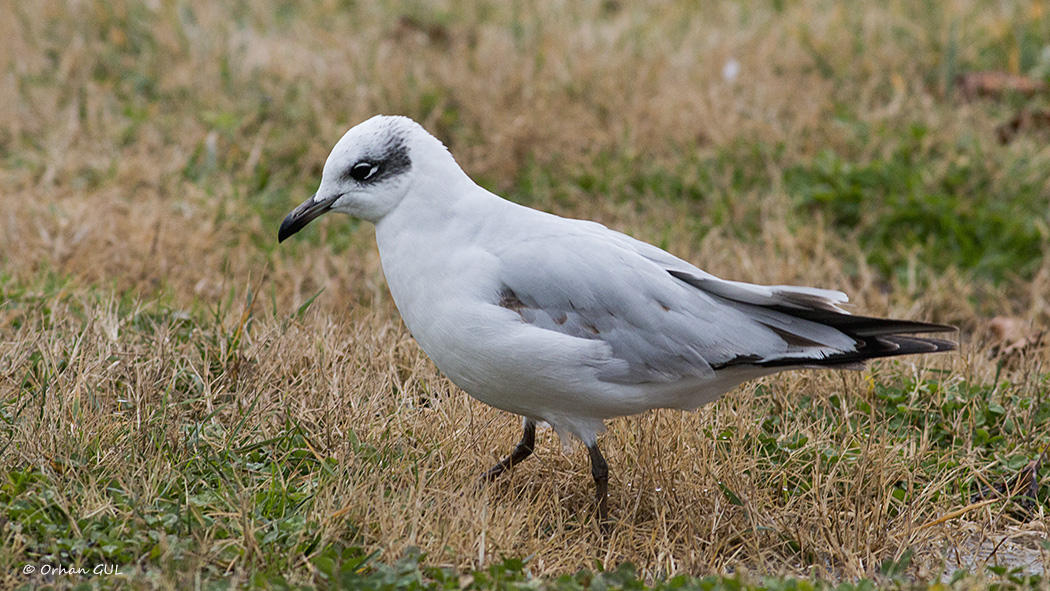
<box><xmin>1</xmin><ymin>0</ymin><xmax>1048</xmax><ymax>587</ymax></box>
<box><xmin>1</xmin><ymin>285</ymin><xmax>1046</xmax><ymax>585</ymax></box>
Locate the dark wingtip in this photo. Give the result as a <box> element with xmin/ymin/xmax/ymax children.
<box><xmin>887</xmin><ymin>335</ymin><xmax>958</xmax><ymax>354</ymax></box>
<box><xmin>745</xmin><ymin>309</ymin><xmax>959</xmax><ymax>370</ymax></box>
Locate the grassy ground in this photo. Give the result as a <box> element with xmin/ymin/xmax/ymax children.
<box><xmin>1</xmin><ymin>0</ymin><xmax>1049</xmax><ymax>589</ymax></box>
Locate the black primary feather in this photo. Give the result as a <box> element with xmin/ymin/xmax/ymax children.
<box><xmin>752</xmin><ymin>307</ymin><xmax>955</xmax><ymax>369</ymax></box>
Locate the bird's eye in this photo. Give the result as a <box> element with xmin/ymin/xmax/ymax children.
<box><xmin>349</xmin><ymin>162</ymin><xmax>377</xmax><ymax>182</ymax></box>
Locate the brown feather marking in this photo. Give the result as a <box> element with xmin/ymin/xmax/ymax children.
<box><xmin>498</xmin><ymin>286</ymin><xmax>528</xmax><ymax>320</ymax></box>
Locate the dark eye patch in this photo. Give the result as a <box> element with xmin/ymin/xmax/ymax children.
<box><xmin>341</xmin><ymin>131</ymin><xmax>412</xmax><ymax>185</ymax></box>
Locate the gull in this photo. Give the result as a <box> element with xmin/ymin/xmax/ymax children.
<box><xmin>278</xmin><ymin>115</ymin><xmax>956</xmax><ymax>523</ymax></box>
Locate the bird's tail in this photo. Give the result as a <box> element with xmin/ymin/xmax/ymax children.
<box><xmin>755</xmin><ymin>307</ymin><xmax>957</xmax><ymax>369</ymax></box>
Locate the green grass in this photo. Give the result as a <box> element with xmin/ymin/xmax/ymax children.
<box><xmin>510</xmin><ymin>119</ymin><xmax>1049</xmax><ymax>287</ymax></box>
<box><xmin>784</xmin><ymin>124</ymin><xmax>1049</xmax><ymax>284</ymax></box>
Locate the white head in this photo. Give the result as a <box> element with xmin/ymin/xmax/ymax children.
<box><xmin>278</xmin><ymin>115</ymin><xmax>455</xmax><ymax>241</ymax></box>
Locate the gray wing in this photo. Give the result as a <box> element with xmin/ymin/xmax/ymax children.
<box><xmin>490</xmin><ymin>222</ymin><xmax>871</xmax><ymax>385</ymax></box>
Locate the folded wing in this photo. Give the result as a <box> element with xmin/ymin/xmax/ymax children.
<box><xmin>492</xmin><ymin>220</ymin><xmax>955</xmax><ymax>385</ymax></box>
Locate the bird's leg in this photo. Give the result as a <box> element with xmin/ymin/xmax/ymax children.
<box><xmin>587</xmin><ymin>442</ymin><xmax>610</xmax><ymax>526</ymax></box>
<box><xmin>481</xmin><ymin>419</ymin><xmax>536</xmax><ymax>482</ymax></box>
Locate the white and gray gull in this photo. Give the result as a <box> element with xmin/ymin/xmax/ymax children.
<box><xmin>278</xmin><ymin>115</ymin><xmax>956</xmax><ymax>524</ymax></box>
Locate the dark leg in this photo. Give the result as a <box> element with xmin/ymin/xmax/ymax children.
<box><xmin>588</xmin><ymin>442</ymin><xmax>610</xmax><ymax>526</ymax></box>
<box><xmin>481</xmin><ymin>419</ymin><xmax>536</xmax><ymax>482</ymax></box>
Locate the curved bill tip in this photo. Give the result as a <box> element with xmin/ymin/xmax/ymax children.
<box><xmin>278</xmin><ymin>193</ymin><xmax>333</xmax><ymax>243</ymax></box>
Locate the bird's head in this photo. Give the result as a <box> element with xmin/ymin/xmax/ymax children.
<box><xmin>278</xmin><ymin>115</ymin><xmax>445</xmax><ymax>241</ymax></box>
